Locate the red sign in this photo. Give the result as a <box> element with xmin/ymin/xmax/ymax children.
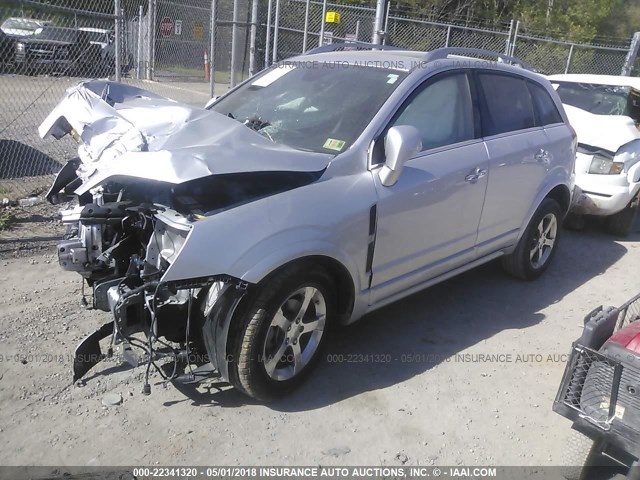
<box><xmin>160</xmin><ymin>17</ymin><xmax>173</xmax><ymax>36</ymax></box>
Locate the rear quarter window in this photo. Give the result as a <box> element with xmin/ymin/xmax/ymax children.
<box><xmin>477</xmin><ymin>72</ymin><xmax>536</xmax><ymax>136</ymax></box>
<box><xmin>528</xmin><ymin>81</ymin><xmax>563</xmax><ymax>126</ymax></box>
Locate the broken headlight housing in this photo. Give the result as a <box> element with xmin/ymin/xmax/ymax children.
<box><xmin>589</xmin><ymin>155</ymin><xmax>625</xmax><ymax>175</ymax></box>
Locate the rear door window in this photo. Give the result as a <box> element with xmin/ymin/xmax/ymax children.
<box><xmin>528</xmin><ymin>81</ymin><xmax>563</xmax><ymax>126</ymax></box>
<box><xmin>477</xmin><ymin>73</ymin><xmax>536</xmax><ymax>136</ymax></box>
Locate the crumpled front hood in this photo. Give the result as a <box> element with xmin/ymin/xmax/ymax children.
<box><xmin>39</xmin><ymin>81</ymin><xmax>332</xmax><ymax>194</ymax></box>
<box><xmin>563</xmin><ymin>104</ymin><xmax>640</xmax><ymax>153</ymax></box>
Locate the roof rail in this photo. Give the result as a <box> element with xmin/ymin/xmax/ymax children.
<box><xmin>423</xmin><ymin>47</ymin><xmax>535</xmax><ymax>71</ymax></box>
<box><xmin>304</xmin><ymin>42</ymin><xmax>407</xmax><ymax>55</ymax></box>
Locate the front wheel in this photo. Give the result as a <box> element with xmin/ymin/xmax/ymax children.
<box><xmin>227</xmin><ymin>263</ymin><xmax>336</xmax><ymax>401</ymax></box>
<box><xmin>502</xmin><ymin>198</ymin><xmax>562</xmax><ymax>280</ymax></box>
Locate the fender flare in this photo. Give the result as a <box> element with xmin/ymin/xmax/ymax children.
<box><xmin>514</xmin><ymin>175</ymin><xmax>572</xmax><ymax>247</ymax></box>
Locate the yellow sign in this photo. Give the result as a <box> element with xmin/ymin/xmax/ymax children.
<box><xmin>325</xmin><ymin>11</ymin><xmax>341</xmax><ymax>24</ymax></box>
<box><xmin>193</xmin><ymin>21</ymin><xmax>204</xmax><ymax>41</ymax></box>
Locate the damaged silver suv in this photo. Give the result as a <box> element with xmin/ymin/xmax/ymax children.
<box><xmin>42</xmin><ymin>46</ymin><xmax>576</xmax><ymax>401</ymax></box>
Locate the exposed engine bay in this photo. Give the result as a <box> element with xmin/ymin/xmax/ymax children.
<box><xmin>42</xmin><ymin>80</ymin><xmax>328</xmax><ymax>390</ymax></box>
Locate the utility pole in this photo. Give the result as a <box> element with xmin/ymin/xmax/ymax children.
<box><xmin>249</xmin><ymin>0</ymin><xmax>258</xmax><ymax>76</ymax></box>
<box><xmin>372</xmin><ymin>0</ymin><xmax>385</xmax><ymax>44</ymax></box>
<box><xmin>319</xmin><ymin>0</ymin><xmax>327</xmax><ymax>47</ymax></box>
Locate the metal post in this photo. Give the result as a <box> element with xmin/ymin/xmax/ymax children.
<box><xmin>302</xmin><ymin>0</ymin><xmax>310</xmax><ymax>52</ymax></box>
<box><xmin>564</xmin><ymin>44</ymin><xmax>574</xmax><ymax>74</ymax></box>
<box><xmin>622</xmin><ymin>32</ymin><xmax>640</xmax><ymax>76</ymax></box>
<box><xmin>136</xmin><ymin>5</ymin><xmax>144</xmax><ymax>79</ymax></box>
<box><xmin>319</xmin><ymin>0</ymin><xmax>327</xmax><ymax>47</ymax></box>
<box><xmin>145</xmin><ymin>0</ymin><xmax>152</xmax><ymax>79</ymax></box>
<box><xmin>230</xmin><ymin>0</ymin><xmax>239</xmax><ymax>87</ymax></box>
<box><xmin>382</xmin><ymin>0</ymin><xmax>390</xmax><ymax>45</ymax></box>
<box><xmin>209</xmin><ymin>0</ymin><xmax>217</xmax><ymax>96</ymax></box>
<box><xmin>509</xmin><ymin>20</ymin><xmax>520</xmax><ymax>57</ymax></box>
<box><xmin>272</xmin><ymin>0</ymin><xmax>280</xmax><ymax>64</ymax></box>
<box><xmin>249</xmin><ymin>0</ymin><xmax>258</xmax><ymax>76</ymax></box>
<box><xmin>114</xmin><ymin>0</ymin><xmax>121</xmax><ymax>82</ymax></box>
<box><xmin>355</xmin><ymin>20</ymin><xmax>360</xmax><ymax>41</ymax></box>
<box><xmin>264</xmin><ymin>0</ymin><xmax>273</xmax><ymax>67</ymax></box>
<box><xmin>147</xmin><ymin>0</ymin><xmax>156</xmax><ymax>80</ymax></box>
<box><xmin>444</xmin><ymin>25</ymin><xmax>451</xmax><ymax>47</ymax></box>
<box><xmin>505</xmin><ymin>19</ymin><xmax>514</xmax><ymax>55</ymax></box>
<box><xmin>372</xmin><ymin>0</ymin><xmax>385</xmax><ymax>44</ymax></box>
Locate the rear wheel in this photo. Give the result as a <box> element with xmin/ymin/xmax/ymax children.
<box><xmin>502</xmin><ymin>198</ymin><xmax>562</xmax><ymax>280</ymax></box>
<box><xmin>227</xmin><ymin>263</ymin><xmax>336</xmax><ymax>401</ymax></box>
<box><xmin>605</xmin><ymin>200</ymin><xmax>638</xmax><ymax>237</ymax></box>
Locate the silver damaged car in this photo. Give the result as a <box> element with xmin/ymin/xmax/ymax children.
<box><xmin>42</xmin><ymin>46</ymin><xmax>576</xmax><ymax>401</ymax></box>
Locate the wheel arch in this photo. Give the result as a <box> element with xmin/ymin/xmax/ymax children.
<box><xmin>546</xmin><ymin>183</ymin><xmax>572</xmax><ymax>216</ymax></box>
<box><xmin>253</xmin><ymin>255</ymin><xmax>356</xmax><ymax>321</ymax></box>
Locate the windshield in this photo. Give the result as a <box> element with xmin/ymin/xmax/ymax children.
<box><xmin>209</xmin><ymin>63</ymin><xmax>408</xmax><ymax>154</ymax></box>
<box><xmin>34</xmin><ymin>27</ymin><xmax>77</xmax><ymax>42</ymax></box>
<box><xmin>555</xmin><ymin>82</ymin><xmax>640</xmax><ymax>122</ymax></box>
<box><xmin>1</xmin><ymin>18</ymin><xmax>43</xmax><ymax>35</ymax></box>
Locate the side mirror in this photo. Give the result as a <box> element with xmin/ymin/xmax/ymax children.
<box><xmin>378</xmin><ymin>125</ymin><xmax>422</xmax><ymax>187</ymax></box>
<box><xmin>204</xmin><ymin>96</ymin><xmax>220</xmax><ymax>109</ymax></box>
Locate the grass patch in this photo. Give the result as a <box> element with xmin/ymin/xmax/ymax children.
<box><xmin>0</xmin><ymin>186</ymin><xmax>10</xmax><ymax>196</ymax></box>
<box><xmin>0</xmin><ymin>209</ymin><xmax>13</xmax><ymax>231</ymax></box>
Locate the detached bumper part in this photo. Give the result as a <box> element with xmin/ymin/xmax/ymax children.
<box><xmin>73</xmin><ymin>322</ymin><xmax>114</xmax><ymax>382</ymax></box>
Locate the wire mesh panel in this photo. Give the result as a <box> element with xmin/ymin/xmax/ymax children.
<box><xmin>616</xmin><ymin>292</ymin><xmax>640</xmax><ymax>330</ymax></box>
<box><xmin>448</xmin><ymin>25</ymin><xmax>509</xmax><ymax>53</ymax></box>
<box><xmin>153</xmin><ymin>0</ymin><xmax>211</xmax><ymax>80</ymax></box>
<box><xmin>386</xmin><ymin>17</ymin><xmax>448</xmax><ymax>51</ymax></box>
<box><xmin>512</xmin><ymin>36</ymin><xmax>573</xmax><ymax>74</ymax></box>
<box><xmin>569</xmin><ymin>44</ymin><xmax>629</xmax><ymax>75</ymax></box>
<box><xmin>558</xmin><ymin>346</ymin><xmax>622</xmax><ymax>428</ymax></box>
<box><xmin>271</xmin><ymin>0</ymin><xmax>376</xmax><ymax>61</ymax></box>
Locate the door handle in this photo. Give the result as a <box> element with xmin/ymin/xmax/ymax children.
<box><xmin>534</xmin><ymin>149</ymin><xmax>551</xmax><ymax>165</ymax></box>
<box><xmin>465</xmin><ymin>167</ymin><xmax>487</xmax><ymax>183</ymax></box>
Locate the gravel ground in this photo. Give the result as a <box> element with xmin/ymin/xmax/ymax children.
<box><xmin>0</xmin><ymin>211</ymin><xmax>639</xmax><ymax>468</ymax></box>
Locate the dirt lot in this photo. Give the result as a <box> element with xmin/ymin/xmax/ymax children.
<box><xmin>0</xmin><ymin>205</ymin><xmax>638</xmax><ymax>468</ymax></box>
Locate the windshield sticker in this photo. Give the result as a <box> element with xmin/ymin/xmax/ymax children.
<box><xmin>251</xmin><ymin>65</ymin><xmax>296</xmax><ymax>87</ymax></box>
<box><xmin>387</xmin><ymin>74</ymin><xmax>399</xmax><ymax>84</ymax></box>
<box><xmin>323</xmin><ymin>138</ymin><xmax>346</xmax><ymax>151</ymax></box>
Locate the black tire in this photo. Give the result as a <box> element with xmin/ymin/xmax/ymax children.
<box><xmin>605</xmin><ymin>201</ymin><xmax>638</xmax><ymax>237</ymax></box>
<box><xmin>562</xmin><ymin>429</ymin><xmax>599</xmax><ymax>480</ymax></box>
<box><xmin>502</xmin><ymin>198</ymin><xmax>563</xmax><ymax>280</ymax></box>
<box><xmin>227</xmin><ymin>263</ymin><xmax>336</xmax><ymax>401</ymax></box>
<box><xmin>562</xmin><ymin>429</ymin><xmax>625</xmax><ymax>480</ymax></box>
<box><xmin>564</xmin><ymin>213</ymin><xmax>586</xmax><ymax>231</ymax></box>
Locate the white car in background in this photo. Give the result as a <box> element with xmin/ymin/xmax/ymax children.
<box><xmin>549</xmin><ymin>74</ymin><xmax>640</xmax><ymax>236</ymax></box>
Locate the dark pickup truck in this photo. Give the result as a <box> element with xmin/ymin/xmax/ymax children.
<box><xmin>15</xmin><ymin>26</ymin><xmax>101</xmax><ymax>76</ymax></box>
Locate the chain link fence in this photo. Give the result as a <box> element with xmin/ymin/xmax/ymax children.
<box><xmin>0</xmin><ymin>0</ymin><xmax>639</xmax><ymax>204</ymax></box>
